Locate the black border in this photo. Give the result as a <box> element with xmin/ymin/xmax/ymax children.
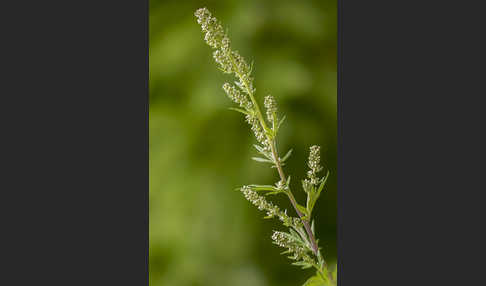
<box><xmin>338</xmin><ymin>0</ymin><xmax>484</xmax><ymax>285</ymax></box>
<box><xmin>2</xmin><ymin>0</ymin><xmax>149</xmax><ymax>284</ymax></box>
<box><xmin>337</xmin><ymin>0</ymin><xmax>343</xmax><ymax>283</ymax></box>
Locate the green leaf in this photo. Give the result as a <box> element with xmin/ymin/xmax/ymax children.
<box><xmin>249</xmin><ymin>184</ymin><xmax>281</xmax><ymax>193</ymax></box>
<box><xmin>307</xmin><ymin>170</ymin><xmax>330</xmax><ymax>215</ymax></box>
<box><xmin>289</xmin><ymin>228</ymin><xmax>303</xmax><ymax>242</ymax></box>
<box><xmin>271</xmin><ymin>163</ymin><xmax>286</xmax><ymax>168</ymax></box>
<box><xmin>302</xmin><ymin>275</ymin><xmax>326</xmax><ymax>286</ymax></box>
<box><xmin>289</xmin><ymin>227</ymin><xmax>311</xmax><ymax>248</ymax></box>
<box><xmin>251</xmin><ymin>157</ymin><xmax>273</xmax><ymax>163</ymax></box>
<box><xmin>253</xmin><ymin>144</ymin><xmax>273</xmax><ymax>160</ymax></box>
<box><xmin>263</xmin><ymin>124</ymin><xmax>274</xmax><ymax>137</ymax></box>
<box><xmin>277</xmin><ymin>115</ymin><xmax>286</xmax><ymax>131</ymax></box>
<box><xmin>249</xmin><ymin>184</ymin><xmax>276</xmax><ymax>189</ymax></box>
<box><xmin>228</xmin><ymin>107</ymin><xmax>250</xmax><ymax>115</ymax></box>
<box><xmin>253</xmin><ymin>144</ymin><xmax>265</xmax><ymax>153</ymax></box>
<box><xmin>306</xmin><ymin>194</ymin><xmax>316</xmax><ymax>217</ymax></box>
<box><xmin>316</xmin><ymin>170</ymin><xmax>330</xmax><ymax>197</ymax></box>
<box><xmin>218</xmin><ymin>67</ymin><xmax>231</xmax><ymax>73</ymax></box>
<box><xmin>296</xmin><ymin>203</ymin><xmax>309</xmax><ymax>218</ymax></box>
<box><xmin>292</xmin><ymin>261</ymin><xmax>313</xmax><ymax>269</ymax></box>
<box><xmin>281</xmin><ymin>149</ymin><xmax>293</xmax><ymax>162</ymax></box>
<box><xmin>264</xmin><ymin>191</ymin><xmax>281</xmax><ymax>196</ymax></box>
<box><xmin>280</xmin><ymin>249</ymin><xmax>291</xmax><ymax>255</ymax></box>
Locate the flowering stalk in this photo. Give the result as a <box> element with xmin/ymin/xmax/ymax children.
<box><xmin>195</xmin><ymin>8</ymin><xmax>335</xmax><ymax>285</ymax></box>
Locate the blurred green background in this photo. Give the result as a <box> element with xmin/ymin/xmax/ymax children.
<box><xmin>150</xmin><ymin>0</ymin><xmax>336</xmax><ymax>285</ymax></box>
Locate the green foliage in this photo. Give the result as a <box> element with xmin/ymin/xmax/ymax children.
<box><xmin>305</xmin><ymin>170</ymin><xmax>330</xmax><ymax>218</ymax></box>
<box><xmin>194</xmin><ymin>7</ymin><xmax>336</xmax><ymax>286</ymax></box>
<box><xmin>303</xmin><ymin>275</ymin><xmax>326</xmax><ymax>286</ymax></box>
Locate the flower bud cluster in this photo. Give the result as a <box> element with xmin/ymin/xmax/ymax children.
<box><xmin>213</xmin><ymin>50</ymin><xmax>232</xmax><ymax>73</ymax></box>
<box><xmin>240</xmin><ymin>186</ymin><xmax>302</xmax><ymax>228</ymax></box>
<box><xmin>271</xmin><ymin>231</ymin><xmax>314</xmax><ymax>263</ymax></box>
<box><xmin>245</xmin><ymin>114</ymin><xmax>266</xmax><ymax>144</ymax></box>
<box><xmin>196</xmin><ymin>8</ymin><xmax>271</xmax><ymax>152</ymax></box>
<box><xmin>264</xmin><ymin>95</ymin><xmax>277</xmax><ymax>123</ymax></box>
<box><xmin>275</xmin><ymin>179</ymin><xmax>285</xmax><ymax>190</ymax></box>
<box><xmin>232</xmin><ymin>51</ymin><xmax>250</xmax><ymax>76</ymax></box>
<box><xmin>195</xmin><ymin>8</ymin><xmax>255</xmax><ymax>101</ymax></box>
<box><xmin>307</xmin><ymin>145</ymin><xmax>323</xmax><ymax>186</ymax></box>
<box><xmin>195</xmin><ymin>8</ymin><xmax>225</xmax><ymax>50</ymax></box>
<box><xmin>223</xmin><ymin>83</ymin><xmax>252</xmax><ymax>110</ymax></box>
<box><xmin>195</xmin><ymin>8</ymin><xmax>233</xmax><ymax>74</ymax></box>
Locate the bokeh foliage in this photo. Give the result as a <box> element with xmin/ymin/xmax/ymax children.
<box><xmin>150</xmin><ymin>1</ymin><xmax>336</xmax><ymax>285</ymax></box>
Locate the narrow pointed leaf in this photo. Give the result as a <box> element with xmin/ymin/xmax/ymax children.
<box><xmin>289</xmin><ymin>229</ymin><xmax>302</xmax><ymax>241</ymax></box>
<box><xmin>316</xmin><ymin>170</ymin><xmax>330</xmax><ymax>197</ymax></box>
<box><xmin>277</xmin><ymin>115</ymin><xmax>286</xmax><ymax>131</ymax></box>
<box><xmin>253</xmin><ymin>144</ymin><xmax>273</xmax><ymax>160</ymax></box>
<box><xmin>249</xmin><ymin>184</ymin><xmax>280</xmax><ymax>193</ymax></box>
<box><xmin>281</xmin><ymin>149</ymin><xmax>293</xmax><ymax>162</ymax></box>
<box><xmin>251</xmin><ymin>157</ymin><xmax>273</xmax><ymax>163</ymax></box>
<box><xmin>264</xmin><ymin>191</ymin><xmax>281</xmax><ymax>196</ymax></box>
<box><xmin>303</xmin><ymin>275</ymin><xmax>326</xmax><ymax>286</ymax></box>
<box><xmin>254</xmin><ymin>144</ymin><xmax>264</xmax><ymax>152</ymax></box>
<box><xmin>228</xmin><ymin>107</ymin><xmax>250</xmax><ymax>115</ymax></box>
<box><xmin>296</xmin><ymin>204</ymin><xmax>309</xmax><ymax>217</ymax></box>
<box><xmin>271</xmin><ymin>163</ymin><xmax>285</xmax><ymax>168</ymax></box>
